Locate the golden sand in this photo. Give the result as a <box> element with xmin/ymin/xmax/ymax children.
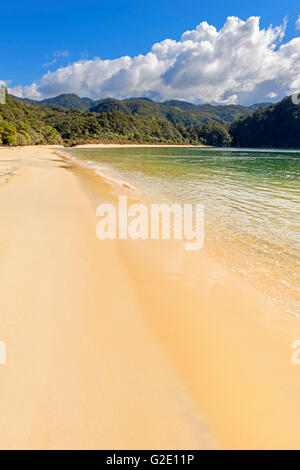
<box><xmin>0</xmin><ymin>145</ymin><xmax>300</xmax><ymax>449</ymax></box>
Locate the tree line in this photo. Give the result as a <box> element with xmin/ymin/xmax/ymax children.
<box><xmin>1</xmin><ymin>91</ymin><xmax>299</xmax><ymax>148</ymax></box>
<box><xmin>0</xmin><ymin>92</ymin><xmax>231</xmax><ymax>147</ymax></box>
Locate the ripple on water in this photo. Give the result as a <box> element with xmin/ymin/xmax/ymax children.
<box><xmin>66</xmin><ymin>146</ymin><xmax>300</xmax><ymax>317</ymax></box>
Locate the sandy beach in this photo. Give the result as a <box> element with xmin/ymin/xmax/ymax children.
<box><xmin>0</xmin><ymin>145</ymin><xmax>300</xmax><ymax>450</ymax></box>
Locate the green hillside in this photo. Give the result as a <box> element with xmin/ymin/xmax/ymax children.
<box><xmin>90</xmin><ymin>98</ymin><xmax>269</xmax><ymax>125</ymax></box>
<box><xmin>229</xmin><ymin>96</ymin><xmax>300</xmax><ymax>148</ymax></box>
<box><xmin>0</xmin><ymin>93</ymin><xmax>63</xmax><ymax>145</ymax></box>
<box><xmin>7</xmin><ymin>90</ymin><xmax>297</xmax><ymax>149</ymax></box>
<box><xmin>41</xmin><ymin>93</ymin><xmax>94</xmax><ymax>110</ymax></box>
<box><xmin>0</xmin><ymin>91</ymin><xmax>231</xmax><ymax>146</ymax></box>
<box><xmin>90</xmin><ymin>98</ymin><xmax>222</xmax><ymax>126</ymax></box>
<box><xmin>12</xmin><ymin>93</ymin><xmax>270</xmax><ymax>126</ymax></box>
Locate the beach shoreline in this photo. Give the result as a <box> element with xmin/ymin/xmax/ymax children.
<box><xmin>72</xmin><ymin>143</ymin><xmax>210</xmax><ymax>148</ymax></box>
<box><xmin>0</xmin><ymin>145</ymin><xmax>300</xmax><ymax>449</ymax></box>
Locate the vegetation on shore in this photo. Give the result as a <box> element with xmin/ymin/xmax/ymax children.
<box><xmin>0</xmin><ymin>93</ymin><xmax>63</xmax><ymax>146</ymax></box>
<box><xmin>230</xmin><ymin>96</ymin><xmax>300</xmax><ymax>148</ymax></box>
<box><xmin>1</xmin><ymin>91</ymin><xmax>299</xmax><ymax>148</ymax></box>
<box><xmin>0</xmin><ymin>92</ymin><xmax>231</xmax><ymax>147</ymax></box>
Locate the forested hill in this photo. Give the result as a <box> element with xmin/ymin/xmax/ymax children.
<box><xmin>0</xmin><ymin>92</ymin><xmax>231</xmax><ymax>146</ymax></box>
<box><xmin>12</xmin><ymin>93</ymin><xmax>270</xmax><ymax>126</ymax></box>
<box><xmin>41</xmin><ymin>94</ymin><xmax>94</xmax><ymax>111</ymax></box>
<box><xmin>88</xmin><ymin>98</ymin><xmax>256</xmax><ymax>125</ymax></box>
<box><xmin>229</xmin><ymin>96</ymin><xmax>300</xmax><ymax>148</ymax></box>
<box><xmin>3</xmin><ymin>91</ymin><xmax>299</xmax><ymax>148</ymax></box>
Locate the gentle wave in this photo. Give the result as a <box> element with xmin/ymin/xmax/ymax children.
<box><xmin>65</xmin><ymin>146</ymin><xmax>300</xmax><ymax>317</ymax></box>
<box><xmin>58</xmin><ymin>150</ymin><xmax>136</xmax><ymax>191</ymax></box>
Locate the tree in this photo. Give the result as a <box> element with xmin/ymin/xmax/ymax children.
<box><xmin>0</xmin><ymin>120</ymin><xmax>17</xmax><ymax>146</ymax></box>
<box><xmin>229</xmin><ymin>97</ymin><xmax>300</xmax><ymax>148</ymax></box>
<box><xmin>185</xmin><ymin>121</ymin><xmax>231</xmax><ymax>146</ymax></box>
<box><xmin>40</xmin><ymin>125</ymin><xmax>63</xmax><ymax>144</ymax></box>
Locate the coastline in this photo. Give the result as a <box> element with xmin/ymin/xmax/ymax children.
<box><xmin>0</xmin><ymin>145</ymin><xmax>300</xmax><ymax>449</ymax></box>
<box><xmin>72</xmin><ymin>143</ymin><xmax>209</xmax><ymax>148</ymax></box>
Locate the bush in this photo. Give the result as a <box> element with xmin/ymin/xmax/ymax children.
<box><xmin>185</xmin><ymin>121</ymin><xmax>231</xmax><ymax>146</ymax></box>
<box><xmin>0</xmin><ymin>120</ymin><xmax>17</xmax><ymax>146</ymax></box>
<box><xmin>18</xmin><ymin>129</ymin><xmax>31</xmax><ymax>145</ymax></box>
<box><xmin>27</xmin><ymin>128</ymin><xmax>43</xmax><ymax>145</ymax></box>
<box><xmin>199</xmin><ymin>121</ymin><xmax>231</xmax><ymax>146</ymax></box>
<box><xmin>40</xmin><ymin>125</ymin><xmax>63</xmax><ymax>144</ymax></box>
<box><xmin>16</xmin><ymin>133</ymin><xmax>29</xmax><ymax>145</ymax></box>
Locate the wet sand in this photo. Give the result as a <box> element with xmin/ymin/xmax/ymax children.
<box><xmin>0</xmin><ymin>145</ymin><xmax>300</xmax><ymax>449</ymax></box>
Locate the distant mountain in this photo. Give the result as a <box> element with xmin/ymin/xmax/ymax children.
<box><xmin>161</xmin><ymin>100</ymin><xmax>199</xmax><ymax>110</ymax></box>
<box><xmin>2</xmin><ymin>91</ymin><xmax>298</xmax><ymax>148</ymax></box>
<box><xmin>10</xmin><ymin>95</ymin><xmax>39</xmax><ymax>104</ymax></box>
<box><xmin>11</xmin><ymin>93</ymin><xmax>93</xmax><ymax>110</ymax></box>
<box><xmin>248</xmin><ymin>103</ymin><xmax>271</xmax><ymax>112</ymax></box>
<box><xmin>89</xmin><ymin>97</ymin><xmax>271</xmax><ymax>126</ymax></box>
<box><xmin>2</xmin><ymin>93</ymin><xmax>230</xmax><ymax>147</ymax></box>
<box><xmin>125</xmin><ymin>97</ymin><xmax>154</xmax><ymax>102</ymax></box>
<box><xmin>229</xmin><ymin>96</ymin><xmax>300</xmax><ymax>148</ymax></box>
<box><xmin>90</xmin><ymin>98</ymin><xmax>131</xmax><ymax>114</ymax></box>
<box><xmin>40</xmin><ymin>93</ymin><xmax>94</xmax><ymax>110</ymax></box>
<box><xmin>11</xmin><ymin>93</ymin><xmax>272</xmax><ymax>125</ymax></box>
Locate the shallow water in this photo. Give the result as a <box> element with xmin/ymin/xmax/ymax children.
<box><xmin>67</xmin><ymin>147</ymin><xmax>300</xmax><ymax>317</ymax></box>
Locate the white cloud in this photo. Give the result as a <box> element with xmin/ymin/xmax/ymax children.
<box><xmin>0</xmin><ymin>80</ymin><xmax>11</xmax><ymax>87</ymax></box>
<box><xmin>43</xmin><ymin>50</ymin><xmax>70</xmax><ymax>67</ymax></box>
<box><xmin>53</xmin><ymin>50</ymin><xmax>69</xmax><ymax>58</ymax></box>
<box><xmin>8</xmin><ymin>16</ymin><xmax>300</xmax><ymax>105</ymax></box>
<box><xmin>296</xmin><ymin>15</ymin><xmax>300</xmax><ymax>30</ymax></box>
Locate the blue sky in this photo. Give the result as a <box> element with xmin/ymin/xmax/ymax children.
<box><xmin>2</xmin><ymin>1</ymin><xmax>300</xmax><ymax>104</ymax></box>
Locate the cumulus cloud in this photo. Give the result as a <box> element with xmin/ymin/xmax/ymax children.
<box><xmin>8</xmin><ymin>16</ymin><xmax>300</xmax><ymax>105</ymax></box>
<box><xmin>296</xmin><ymin>15</ymin><xmax>300</xmax><ymax>30</ymax></box>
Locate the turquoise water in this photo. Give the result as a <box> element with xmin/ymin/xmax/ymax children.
<box><xmin>67</xmin><ymin>147</ymin><xmax>300</xmax><ymax>317</ymax></box>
